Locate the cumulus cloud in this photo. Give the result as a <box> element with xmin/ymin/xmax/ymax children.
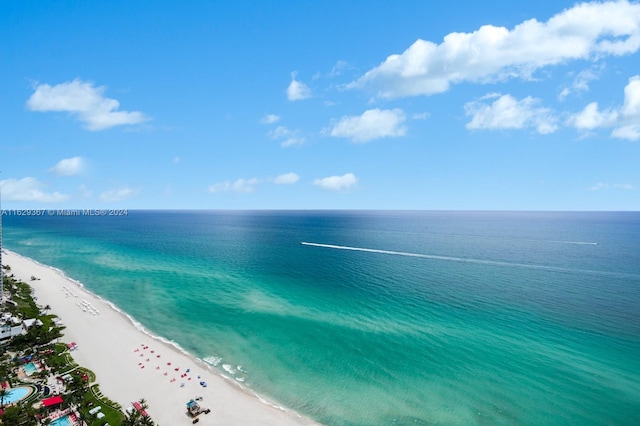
<box><xmin>260</xmin><ymin>114</ymin><xmax>281</xmax><ymax>124</ymax></box>
<box><xmin>208</xmin><ymin>178</ymin><xmax>260</xmax><ymax>193</ymax></box>
<box><xmin>567</xmin><ymin>102</ymin><xmax>617</xmax><ymax>129</ymax></box>
<box><xmin>268</xmin><ymin>125</ymin><xmax>305</xmax><ymax>147</ymax></box>
<box><xmin>349</xmin><ymin>1</ymin><xmax>640</xmax><ymax>98</ymax></box>
<box><xmin>48</xmin><ymin>156</ymin><xmax>85</xmax><ymax>176</ymax></box>
<box><xmin>26</xmin><ymin>79</ymin><xmax>149</xmax><ymax>130</ymax></box>
<box><xmin>273</xmin><ymin>172</ymin><xmax>300</xmax><ymax>184</ymax></box>
<box><xmin>567</xmin><ymin>75</ymin><xmax>640</xmax><ymax>140</ymax></box>
<box><xmin>99</xmin><ymin>186</ymin><xmax>140</xmax><ymax>202</ymax></box>
<box><xmin>465</xmin><ymin>94</ymin><xmax>558</xmax><ymax>134</ymax></box>
<box><xmin>287</xmin><ymin>71</ymin><xmax>312</xmax><ymax>101</ymax></box>
<box><xmin>313</xmin><ymin>173</ymin><xmax>358</xmax><ymax>191</ymax></box>
<box><xmin>0</xmin><ymin>177</ymin><xmax>69</xmax><ymax>202</ymax></box>
<box><xmin>326</xmin><ymin>108</ymin><xmax>407</xmax><ymax>142</ymax></box>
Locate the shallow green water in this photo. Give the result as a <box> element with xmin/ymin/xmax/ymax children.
<box><xmin>3</xmin><ymin>211</ymin><xmax>640</xmax><ymax>424</ymax></box>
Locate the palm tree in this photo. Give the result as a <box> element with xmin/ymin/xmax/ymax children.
<box><xmin>0</xmin><ymin>386</ymin><xmax>8</xmax><ymax>409</ymax></box>
<box><xmin>76</xmin><ymin>408</ymin><xmax>89</xmax><ymax>426</ymax></box>
<box><xmin>123</xmin><ymin>398</ymin><xmax>155</xmax><ymax>426</ymax></box>
<box><xmin>140</xmin><ymin>416</ymin><xmax>155</xmax><ymax>426</ymax></box>
<box><xmin>138</xmin><ymin>398</ymin><xmax>148</xmax><ymax>410</ymax></box>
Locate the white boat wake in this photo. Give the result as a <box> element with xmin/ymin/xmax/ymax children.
<box><xmin>299</xmin><ymin>242</ymin><xmax>630</xmax><ymax>278</ymax></box>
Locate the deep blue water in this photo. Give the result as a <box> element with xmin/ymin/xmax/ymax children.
<box><xmin>2</xmin><ymin>210</ymin><xmax>640</xmax><ymax>425</ymax></box>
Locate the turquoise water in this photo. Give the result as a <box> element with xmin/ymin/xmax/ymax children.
<box><xmin>2</xmin><ymin>211</ymin><xmax>640</xmax><ymax>425</ymax></box>
<box><xmin>50</xmin><ymin>415</ymin><xmax>71</xmax><ymax>426</ymax></box>
<box><xmin>3</xmin><ymin>387</ymin><xmax>30</xmax><ymax>404</ymax></box>
<box><xmin>24</xmin><ymin>362</ymin><xmax>38</xmax><ymax>375</ymax></box>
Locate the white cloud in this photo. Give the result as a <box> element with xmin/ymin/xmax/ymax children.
<box><xmin>314</xmin><ymin>60</ymin><xmax>351</xmax><ymax>80</ymax></box>
<box><xmin>611</xmin><ymin>124</ymin><xmax>640</xmax><ymax>140</ymax></box>
<box><xmin>99</xmin><ymin>186</ymin><xmax>140</xmax><ymax>202</ymax></box>
<box><xmin>0</xmin><ymin>177</ymin><xmax>69</xmax><ymax>202</ymax></box>
<box><xmin>173</xmin><ymin>156</ymin><xmax>181</xmax><ymax>163</ymax></box>
<box><xmin>567</xmin><ymin>75</ymin><xmax>640</xmax><ymax>140</ymax></box>
<box><xmin>313</xmin><ymin>173</ymin><xmax>358</xmax><ymax>191</ymax></box>
<box><xmin>621</xmin><ymin>76</ymin><xmax>640</xmax><ymax>116</ymax></box>
<box><xmin>590</xmin><ymin>182</ymin><xmax>635</xmax><ymax>190</ymax></box>
<box><xmin>559</xmin><ymin>66</ymin><xmax>603</xmax><ymax>100</ymax></box>
<box><xmin>208</xmin><ymin>178</ymin><xmax>260</xmax><ymax>193</ymax></box>
<box><xmin>349</xmin><ymin>1</ymin><xmax>640</xmax><ymax>98</ymax></box>
<box><xmin>328</xmin><ymin>60</ymin><xmax>350</xmax><ymax>77</ymax></box>
<box><xmin>260</xmin><ymin>114</ymin><xmax>281</xmax><ymax>124</ymax></box>
<box><xmin>268</xmin><ymin>125</ymin><xmax>305</xmax><ymax>147</ymax></box>
<box><xmin>48</xmin><ymin>156</ymin><xmax>85</xmax><ymax>176</ymax></box>
<box><xmin>465</xmin><ymin>94</ymin><xmax>558</xmax><ymax>134</ymax></box>
<box><xmin>558</xmin><ymin>87</ymin><xmax>571</xmax><ymax>101</ymax></box>
<box><xmin>273</xmin><ymin>172</ymin><xmax>300</xmax><ymax>185</ymax></box>
<box><xmin>268</xmin><ymin>126</ymin><xmax>290</xmax><ymax>139</ymax></box>
<box><xmin>280</xmin><ymin>136</ymin><xmax>306</xmax><ymax>147</ymax></box>
<box><xmin>567</xmin><ymin>102</ymin><xmax>618</xmax><ymax>129</ymax></box>
<box><xmin>327</xmin><ymin>108</ymin><xmax>407</xmax><ymax>142</ymax></box>
<box><xmin>412</xmin><ymin>112</ymin><xmax>430</xmax><ymax>120</ymax></box>
<box><xmin>572</xmin><ymin>68</ymin><xmax>599</xmax><ymax>92</ymax></box>
<box><xmin>287</xmin><ymin>71</ymin><xmax>312</xmax><ymax>101</ymax></box>
<box><xmin>26</xmin><ymin>79</ymin><xmax>149</xmax><ymax>130</ymax></box>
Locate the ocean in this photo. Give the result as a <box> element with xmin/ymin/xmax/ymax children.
<box><xmin>2</xmin><ymin>210</ymin><xmax>639</xmax><ymax>425</ymax></box>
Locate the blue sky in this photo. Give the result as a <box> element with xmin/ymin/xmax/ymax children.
<box><xmin>1</xmin><ymin>0</ymin><xmax>639</xmax><ymax>210</ymax></box>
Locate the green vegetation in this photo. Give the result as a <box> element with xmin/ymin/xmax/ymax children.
<box><xmin>0</xmin><ymin>274</ymin><xmax>156</xmax><ymax>425</ymax></box>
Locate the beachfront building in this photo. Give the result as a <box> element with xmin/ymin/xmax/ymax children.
<box><xmin>0</xmin><ymin>323</ymin><xmax>24</xmax><ymax>343</ymax></box>
<box><xmin>0</xmin><ymin>313</ymin><xmax>24</xmax><ymax>343</ymax></box>
<box><xmin>0</xmin><ymin>316</ymin><xmax>42</xmax><ymax>344</ymax></box>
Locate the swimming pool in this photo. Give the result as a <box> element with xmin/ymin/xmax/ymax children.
<box><xmin>1</xmin><ymin>386</ymin><xmax>32</xmax><ymax>404</ymax></box>
<box><xmin>50</xmin><ymin>415</ymin><xmax>71</xmax><ymax>426</ymax></box>
<box><xmin>23</xmin><ymin>362</ymin><xmax>39</xmax><ymax>375</ymax></box>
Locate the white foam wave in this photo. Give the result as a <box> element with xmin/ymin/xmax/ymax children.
<box><xmin>252</xmin><ymin>392</ymin><xmax>288</xmax><ymax>413</ymax></box>
<box><xmin>5</xmin><ymin>251</ymin><xmax>196</xmax><ymax>358</ymax></box>
<box><xmin>4</xmin><ymin>249</ymin><xmax>305</xmax><ymax>421</ymax></box>
<box><xmin>8</xmin><ymin>251</ymin><xmax>87</xmax><ymax>289</ymax></box>
<box><xmin>203</xmin><ymin>356</ymin><xmax>221</xmax><ymax>367</ymax></box>
<box><xmin>222</xmin><ymin>363</ymin><xmax>236</xmax><ymax>374</ymax></box>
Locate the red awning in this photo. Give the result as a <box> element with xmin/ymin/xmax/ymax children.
<box><xmin>42</xmin><ymin>395</ymin><xmax>64</xmax><ymax>407</ymax></box>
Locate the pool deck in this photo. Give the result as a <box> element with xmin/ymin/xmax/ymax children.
<box><xmin>0</xmin><ymin>385</ymin><xmax>35</xmax><ymax>405</ymax></box>
<box><xmin>48</xmin><ymin>409</ymin><xmax>80</xmax><ymax>426</ymax></box>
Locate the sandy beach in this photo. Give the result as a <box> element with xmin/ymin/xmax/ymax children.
<box><xmin>3</xmin><ymin>249</ymin><xmax>316</xmax><ymax>425</ymax></box>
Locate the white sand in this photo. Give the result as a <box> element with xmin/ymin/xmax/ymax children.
<box><xmin>3</xmin><ymin>250</ymin><xmax>317</xmax><ymax>425</ymax></box>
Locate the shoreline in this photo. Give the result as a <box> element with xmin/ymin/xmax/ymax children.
<box><xmin>3</xmin><ymin>249</ymin><xmax>317</xmax><ymax>425</ymax></box>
